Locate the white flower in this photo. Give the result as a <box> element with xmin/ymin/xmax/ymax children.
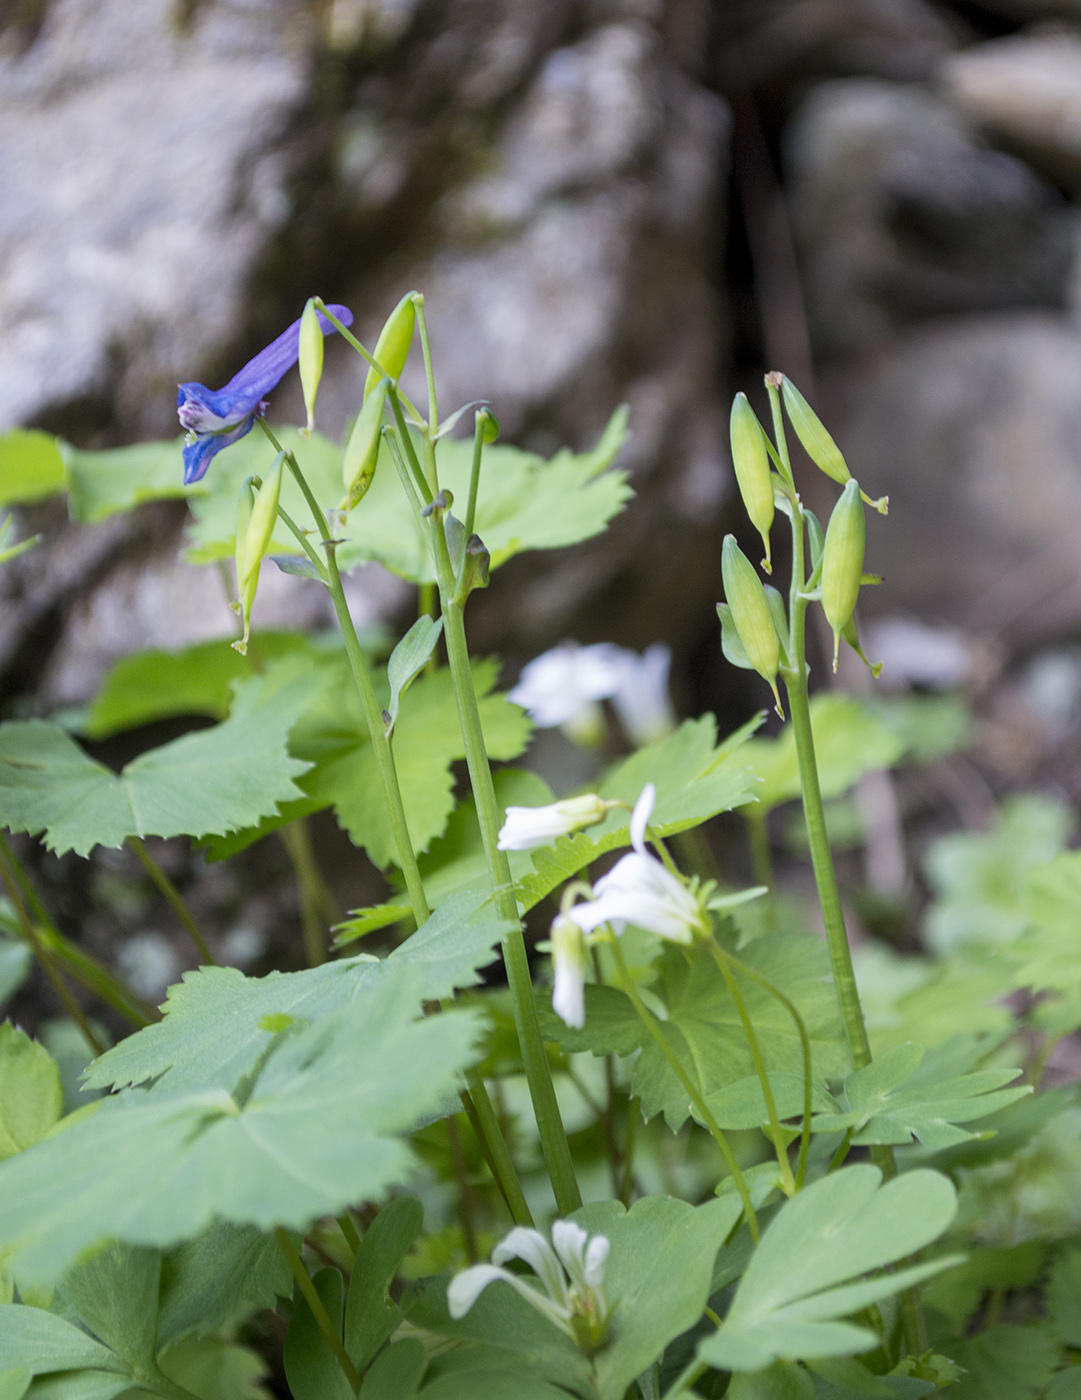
<box><xmin>448</xmin><ymin>1221</ymin><xmax>611</xmax><ymax>1352</ymax></box>
<box><xmin>507</xmin><ymin>642</ymin><xmax>629</xmax><ymax>742</ymax></box>
<box><xmin>610</xmin><ymin>643</ymin><xmax>676</xmax><ymax>748</ymax></box>
<box><xmin>550</xmin><ymin>914</ymin><xmax>587</xmax><ymax>1029</ymax></box>
<box><xmin>567</xmin><ymin>784</ymin><xmax>708</xmax><ymax>945</ymax></box>
<box><xmin>497</xmin><ymin>793</ymin><xmax>614</xmax><ymax>851</ymax></box>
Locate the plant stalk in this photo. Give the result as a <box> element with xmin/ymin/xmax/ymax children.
<box><xmin>275</xmin><ymin>1229</ymin><xmax>361</xmax><ymax>1393</ymax></box>
<box><xmin>129</xmin><ymin>837</ymin><xmax>215</xmax><ymax>967</ymax></box>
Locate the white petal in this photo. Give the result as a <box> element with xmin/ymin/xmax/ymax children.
<box><xmin>493</xmin><ymin>1227</ymin><xmax>568</xmax><ymax>1307</ymax></box>
<box><xmin>448</xmin><ymin>1264</ymin><xmax>515</xmax><ymax>1318</ymax></box>
<box><xmin>584</xmin><ymin>1235</ymin><xmax>610</xmax><ymax>1288</ymax></box>
<box><xmin>611</xmin><ymin>644</ymin><xmax>676</xmax><ymax>748</ymax></box>
<box><xmin>551</xmin><ymin>1220</ymin><xmax>589</xmax><ymax>1290</ymax></box>
<box><xmin>629</xmin><ymin>783</ymin><xmax>657</xmax><ymax>854</ymax></box>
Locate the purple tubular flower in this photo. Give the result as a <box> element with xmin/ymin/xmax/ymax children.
<box><xmin>177</xmin><ymin>303</ymin><xmax>353</xmax><ymax>484</ymax></box>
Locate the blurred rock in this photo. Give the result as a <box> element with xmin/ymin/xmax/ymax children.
<box><xmin>942</xmin><ymin>31</ymin><xmax>1081</xmax><ymax>190</ymax></box>
<box><xmin>0</xmin><ymin>0</ymin><xmax>312</xmax><ymax>439</ymax></box>
<box><xmin>827</xmin><ymin>313</ymin><xmax>1081</xmax><ymax>650</ymax></box>
<box><xmin>786</xmin><ymin>79</ymin><xmax>1072</xmax><ymax>354</ymax></box>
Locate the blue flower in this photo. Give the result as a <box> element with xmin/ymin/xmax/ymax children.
<box><xmin>177</xmin><ymin>303</ymin><xmax>353</xmax><ymax>484</ymax></box>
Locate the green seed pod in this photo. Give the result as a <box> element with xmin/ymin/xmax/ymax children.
<box><xmin>729</xmin><ymin>393</ymin><xmax>775</xmax><ymax>572</ymax></box>
<box><xmin>842</xmin><ymin>613</ymin><xmax>883</xmax><ymax>678</ymax></box>
<box><xmin>342</xmin><ymin>377</ymin><xmax>388</xmax><ymax>510</ymax></box>
<box><xmin>298</xmin><ymin>298</ymin><xmax>323</xmax><ymax>435</ymax></box>
<box><xmin>364</xmin><ymin>291</ymin><xmax>416</xmax><ymax>398</ymax></box>
<box><xmin>233</xmin><ymin>453</ymin><xmax>284</xmax><ymax>655</ymax></box>
<box><xmin>822</xmin><ymin>478</ymin><xmax>866</xmax><ymax>670</ymax></box>
<box><xmin>234</xmin><ymin>476</ymin><xmax>256</xmax><ymax>605</ymax></box>
<box><xmin>781</xmin><ymin>377</ymin><xmax>850</xmax><ymax>485</ymax></box>
<box><xmin>721</xmin><ymin>534</ymin><xmax>783</xmax><ymax>714</ymax></box>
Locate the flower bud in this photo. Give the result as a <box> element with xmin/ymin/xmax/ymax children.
<box><xmin>729</xmin><ymin>393</ymin><xmax>775</xmax><ymax>572</ymax></box>
<box><xmin>233</xmin><ymin>453</ymin><xmax>284</xmax><ymax>655</ymax></box>
<box><xmin>498</xmin><ymin>794</ymin><xmax>614</xmax><ymax>851</ymax></box>
<box><xmin>364</xmin><ymin>291</ymin><xmax>416</xmax><ymax>398</ymax></box>
<box><xmin>822</xmin><ymin>478</ymin><xmax>866</xmax><ymax>670</ymax></box>
<box><xmin>781</xmin><ymin>377</ymin><xmax>849</xmax><ymax>485</ymax></box>
<box><xmin>478</xmin><ymin>407</ymin><xmax>500</xmax><ymax>444</ymax></box>
<box><xmin>342</xmin><ymin>377</ymin><xmax>388</xmax><ymax>510</ymax></box>
<box><xmin>721</xmin><ymin>535</ymin><xmax>783</xmax><ymax>713</ymax></box>
<box><xmin>550</xmin><ymin>914</ymin><xmax>587</xmax><ymax>1029</ymax></box>
<box><xmin>298</xmin><ymin>298</ymin><xmax>323</xmax><ymax>435</ymax></box>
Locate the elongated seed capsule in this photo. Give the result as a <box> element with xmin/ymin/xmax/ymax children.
<box><xmin>342</xmin><ymin>377</ymin><xmax>389</xmax><ymax>509</ymax></box>
<box><xmin>781</xmin><ymin>377</ymin><xmax>849</xmax><ymax>485</ymax></box>
<box><xmin>730</xmin><ymin>393</ymin><xmax>775</xmax><ymax>573</ymax></box>
<box><xmin>234</xmin><ymin>453</ymin><xmax>284</xmax><ymax>655</ymax></box>
<box><xmin>842</xmin><ymin>614</ymin><xmax>883</xmax><ymax>677</ymax></box>
<box><xmin>234</xmin><ymin>476</ymin><xmax>256</xmax><ymax>603</ymax></box>
<box><xmin>364</xmin><ymin>292</ymin><xmax>416</xmax><ymax>398</ymax></box>
<box><xmin>298</xmin><ymin>298</ymin><xmax>323</xmax><ymax>435</ymax></box>
<box><xmin>721</xmin><ymin>535</ymin><xmax>783</xmax><ymax>714</ymax></box>
<box><xmin>822</xmin><ymin>478</ymin><xmax>866</xmax><ymax>671</ymax></box>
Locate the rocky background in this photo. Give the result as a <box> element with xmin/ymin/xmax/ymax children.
<box><xmin>6</xmin><ymin>0</ymin><xmax>1081</xmax><ymax>1017</ymax></box>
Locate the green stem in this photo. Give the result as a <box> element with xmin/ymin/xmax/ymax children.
<box><xmin>313</xmin><ymin>300</ymin><xmax>424</xmax><ymax>422</ymax></box>
<box><xmin>446</xmin><ymin>1112</ymin><xmax>479</xmax><ymax>1262</ymax></box>
<box><xmin>276</xmin><ymin>504</ymin><xmax>329</xmax><ymax>581</ymax></box>
<box><xmin>621</xmin><ymin>1099</ymin><xmax>639</xmax><ymax>1208</ymax></box>
<box><xmin>460</xmin><ymin>1076</ymin><xmax>533</xmax><ymax>1226</ymax></box>
<box><xmin>745</xmin><ymin>808</ymin><xmax>773</xmax><ymax>890</ymax></box>
<box><xmin>388</xmin><ymin>388</ymin><xmax>435</xmax><ymax>503</ymax></box>
<box><xmin>128</xmin><ymin>837</ymin><xmax>215</xmax><ymax>967</ymax></box>
<box><xmin>338</xmin><ymin>1213</ymin><xmax>362</xmax><ymax>1256</ymax></box>
<box><xmin>412</xmin><ymin>293</ymin><xmax>439</xmax><ymax>434</ymax></box>
<box><xmin>464</xmin><ymin>412</ymin><xmax>486</xmax><ymax>539</ymax></box>
<box><xmin>609</xmin><ymin>937</ymin><xmax>758</xmax><ymax>1242</ymax></box>
<box><xmin>0</xmin><ymin>835</ymin><xmax>153</xmax><ymax>1025</ymax></box>
<box><xmin>275</xmin><ymin>1229</ymin><xmax>361</xmax><ymax>1393</ymax></box>
<box><xmin>705</xmin><ymin>940</ymin><xmax>795</xmax><ymax>1195</ymax></box>
<box><xmin>661</xmin><ymin>1359</ymin><xmax>708</xmax><ymax>1400</ymax></box>
<box><xmin>279</xmin><ymin>818</ymin><xmax>331</xmax><ymax>966</ymax></box>
<box><xmin>0</xmin><ymin>846</ymin><xmax>103</xmax><ymax>1055</ymax></box>
<box><xmin>709</xmin><ymin>936</ymin><xmax>814</xmax><ymax>1189</ymax></box>
<box><xmin>428</xmin><ymin>513</ymin><xmax>581</xmax><ymax>1215</ymax></box>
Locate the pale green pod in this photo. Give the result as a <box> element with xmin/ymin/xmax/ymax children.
<box><xmin>342</xmin><ymin>378</ymin><xmax>388</xmax><ymax>510</ymax></box>
<box><xmin>730</xmin><ymin>393</ymin><xmax>775</xmax><ymax>572</ymax></box>
<box><xmin>364</xmin><ymin>292</ymin><xmax>416</xmax><ymax>398</ymax></box>
<box><xmin>721</xmin><ymin>534</ymin><xmax>783</xmax><ymax>713</ymax></box>
<box><xmin>781</xmin><ymin>377</ymin><xmax>850</xmax><ymax>485</ymax></box>
<box><xmin>298</xmin><ymin>298</ymin><xmax>323</xmax><ymax>435</ymax></box>
<box><xmin>822</xmin><ymin>478</ymin><xmax>866</xmax><ymax>670</ymax></box>
<box><xmin>234</xmin><ymin>476</ymin><xmax>256</xmax><ymax>603</ymax></box>
<box><xmin>241</xmin><ymin>453</ymin><xmax>284</xmax><ymax>591</ymax></box>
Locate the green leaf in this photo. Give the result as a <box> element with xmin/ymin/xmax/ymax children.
<box><xmin>853</xmin><ymin>944</ymin><xmax>1015</xmax><ymax>1055</ymax></box>
<box><xmin>1048</xmin><ymin>1245</ymin><xmax>1081</xmax><ymax>1349</ymax></box>
<box><xmin>727</xmin><ymin>1362</ymin><xmax>815</xmax><ymax>1400</ymax></box>
<box><xmin>64</xmin><ymin>438</ymin><xmax>193</xmax><ymax>524</ymax></box>
<box><xmin>88</xmin><ymin>886</ymin><xmax>508</xmax><ymax>1096</ymax></box>
<box><xmin>575</xmin><ymin>1196</ymin><xmax>740</xmax><ymax>1400</ymax></box>
<box><xmin>81</xmin><ymin>633</ymin><xmax>318</xmax><ymax>739</ymax></box>
<box><xmin>184</xmin><ymin>414</ymin><xmax>631</xmax><ymax>582</ymax></box>
<box><xmin>920</xmin><ymin>1243</ymin><xmax>1047</xmax><ymax>1335</ymax></box>
<box><xmin>718</xmin><ymin>603</ymin><xmax>756</xmax><ymax>671</ymax></box>
<box><xmin>385</xmin><ymin>617</ymin><xmax>443</xmax><ymax>735</ymax></box>
<box><xmin>0</xmin><ymin>431</ymin><xmax>67</xmax><ymax>507</ymax></box>
<box><xmin>739</xmin><ymin>696</ymin><xmax>905</xmax><ymax>814</ymax></box>
<box><xmin>362</xmin><ymin>1340</ymin><xmax>426</xmax><ymax>1400</ymax></box>
<box><xmin>811</xmin><ymin>1038</ymin><xmax>1030</xmax><ymax>1150</ymax></box>
<box><xmin>345</xmin><ymin>1196</ymin><xmax>423</xmax><ymax>1370</ymax></box>
<box><xmin>0</xmin><ymin>672</ymin><xmax>321</xmax><ymax>856</ymax></box>
<box><xmin>284</xmin><ymin>1267</ymin><xmax>351</xmax><ymax>1400</ymax></box>
<box><xmin>0</xmin><ymin>1026</ymin><xmax>63</xmax><ymax>1160</ymax></box>
<box><xmin>58</xmin><ymin>1244</ymin><xmax>160</xmax><ymax>1373</ymax></box>
<box><xmin>0</xmin><ymin>969</ymin><xmax>482</xmax><ymax>1285</ymax></box>
<box><xmin>700</xmin><ymin>1165</ymin><xmax>959</xmax><ymax>1373</ymax></box>
<box><xmin>942</xmin><ymin>1324</ymin><xmax>1060</xmax><ymax>1400</ymax></box>
<box><xmin>332</xmin><ymin>902</ymin><xmax>413</xmax><ymax>948</ymax></box>
<box><xmin>1047</xmin><ymin>1369</ymin><xmax>1081</xmax><ymax>1400</ymax></box>
<box><xmin>0</xmin><ymin>1369</ymin><xmax>30</xmax><ymax>1400</ymax></box>
<box><xmin>708</xmin><ymin>1073</ymin><xmax>837</xmax><ymax>1131</ymax></box>
<box><xmin>923</xmin><ymin>794</ymin><xmax>1074</xmax><ymax>956</ymax></box>
<box><xmin>0</xmin><ymin>935</ymin><xmax>32</xmax><ymax>1010</ymax></box>
<box><xmin>158</xmin><ymin>1336</ymin><xmax>270</xmax><ymax>1400</ymax></box>
<box><xmin>865</xmin><ymin>693</ymin><xmax>971</xmax><ymax>765</ymax></box>
<box><xmin>0</xmin><ymin>1307</ymin><xmax>122</xmax><ymax>1374</ymax></box>
<box><xmin>24</xmin><ymin>1375</ymin><xmax>133</xmax><ymax>1400</ymax></box>
<box><xmin>808</xmin><ymin>1358</ymin><xmax>934</xmax><ymax>1398</ymax></box>
<box><xmin>1006</xmin><ymin>853</ymin><xmax>1081</xmax><ymax>1012</ymax></box>
<box><xmin>157</xmin><ymin>1222</ymin><xmax>292</xmax><ymax>1348</ymax></box>
<box><xmin>300</xmin><ymin>658</ymin><xmax>530</xmax><ymax>868</ymax></box>
<box><xmin>515</xmin><ymin>715</ymin><xmax>763</xmax><ymax>914</ymax></box>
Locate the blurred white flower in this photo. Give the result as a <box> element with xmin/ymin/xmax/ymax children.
<box><xmin>567</xmin><ymin>784</ymin><xmax>708</xmax><ymax>946</ymax></box>
<box><xmin>550</xmin><ymin>914</ymin><xmax>587</xmax><ymax>1029</ymax></box>
<box><xmin>448</xmin><ymin>1220</ymin><xmax>610</xmax><ymax>1352</ymax></box>
<box><xmin>507</xmin><ymin>642</ymin><xmax>627</xmax><ymax>743</ymax></box>
<box><xmin>497</xmin><ymin>793</ymin><xmax>615</xmax><ymax>851</ymax></box>
<box><xmin>610</xmin><ymin>642</ymin><xmax>676</xmax><ymax>748</ymax></box>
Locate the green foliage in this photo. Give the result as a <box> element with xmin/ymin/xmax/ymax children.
<box><xmin>700</xmin><ymin>1166</ymin><xmax>959</xmax><ymax>1372</ymax></box>
<box><xmin>739</xmin><ymin>695</ymin><xmax>904</xmax><ymax>814</ymax></box>
<box><xmin>943</xmin><ymin>1325</ymin><xmax>1060</xmax><ymax>1400</ymax></box>
<box><xmin>812</xmin><ymin>1037</ymin><xmax>1029</xmax><ymax>1150</ymax></box>
<box><xmin>0</xmin><ymin>965</ymin><xmax>481</xmax><ymax>1284</ymax></box>
<box><xmin>515</xmin><ymin>716</ymin><xmax>762</xmax><ymax>914</ymax></box>
<box><xmin>284</xmin><ymin>1267</ymin><xmax>351</xmax><ymax>1400</ymax></box>
<box><xmin>64</xmin><ymin>438</ymin><xmax>193</xmax><ymax>523</ymax></box>
<box><xmin>0</xmin><ymin>430</ymin><xmax>67</xmax><ymax>506</ymax></box>
<box><xmin>385</xmin><ymin>616</ymin><xmax>443</xmax><ymax>736</ymax></box>
<box><xmin>922</xmin><ymin>794</ymin><xmax>1074</xmax><ymax>955</ymax></box>
<box><xmin>157</xmin><ymin>1223</ymin><xmax>291</xmax><ymax>1347</ymax></box>
<box><xmin>345</xmin><ymin>1196</ymin><xmax>423</xmax><ymax>1370</ymax></box>
<box><xmin>0</xmin><ymin>1026</ymin><xmax>62</xmax><ymax>1160</ymax></box>
<box><xmin>921</xmin><ymin>1242</ymin><xmax>1047</xmax><ymax>1336</ymax></box>
<box><xmin>0</xmin><ymin>673</ymin><xmax>320</xmax><ymax>856</ymax></box>
<box><xmin>0</xmin><ymin>931</ymin><xmax>31</xmax><ymax>1010</ymax></box>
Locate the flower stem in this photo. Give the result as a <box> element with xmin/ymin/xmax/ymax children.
<box><xmin>609</xmin><ymin>937</ymin><xmax>759</xmax><ymax>1242</ymax></box>
<box><xmin>459</xmin><ymin>1079</ymin><xmax>534</xmax><ymax>1226</ymax></box>
<box><xmin>275</xmin><ymin>1229</ymin><xmax>360</xmax><ymax>1393</ymax></box>
<box><xmin>279</xmin><ymin>818</ymin><xmax>331</xmax><ymax>966</ymax></box>
<box><xmin>129</xmin><ymin>837</ymin><xmax>215</xmax><ymax>966</ymax></box>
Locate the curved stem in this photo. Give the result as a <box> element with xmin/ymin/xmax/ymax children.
<box><xmin>412</xmin><ymin>294</ymin><xmax>439</xmax><ymax>434</ymax></box>
<box><xmin>275</xmin><ymin>1229</ymin><xmax>361</xmax><ymax>1393</ymax></box>
<box><xmin>276</xmin><ymin>504</ymin><xmax>329</xmax><ymax>581</ymax></box>
<box><xmin>279</xmin><ymin>819</ymin><xmax>330</xmax><ymax>966</ymax></box>
<box><xmin>704</xmin><ymin>939</ymin><xmax>795</xmax><ymax>1195</ymax></box>
<box><xmin>609</xmin><ymin>937</ymin><xmax>759</xmax><ymax>1242</ymax></box>
<box><xmin>129</xmin><ymin>837</ymin><xmax>215</xmax><ymax>966</ymax></box>
<box><xmin>313</xmin><ymin>301</ymin><xmax>424</xmax><ymax>422</ymax></box>
<box><xmin>460</xmin><ymin>1073</ymin><xmax>533</xmax><ymax>1226</ymax></box>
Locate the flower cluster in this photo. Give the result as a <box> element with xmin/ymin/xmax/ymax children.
<box><xmin>508</xmin><ymin>641</ymin><xmax>675</xmax><ymax>748</ymax></box>
<box><xmin>448</xmin><ymin>1220</ymin><xmax>611</xmax><ymax>1354</ymax></box>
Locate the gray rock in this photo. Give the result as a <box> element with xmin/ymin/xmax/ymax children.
<box><xmin>942</xmin><ymin>32</ymin><xmax>1081</xmax><ymax>191</ymax></box>
<box><xmin>0</xmin><ymin>0</ymin><xmax>310</xmax><ymax>438</ymax></box>
<box><xmin>824</xmin><ymin>313</ymin><xmax>1081</xmax><ymax>650</ymax></box>
<box><xmin>786</xmin><ymin>79</ymin><xmax>1073</xmax><ymax>355</ymax></box>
